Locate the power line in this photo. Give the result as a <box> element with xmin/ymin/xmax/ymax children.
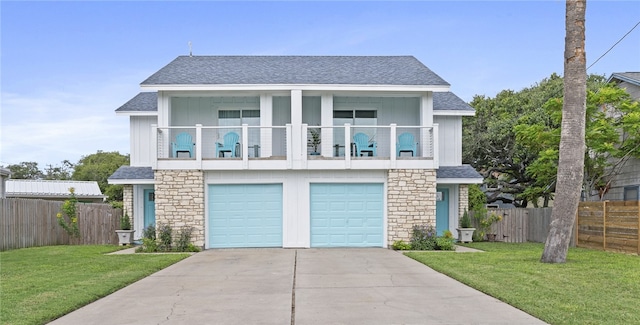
<box><xmin>588</xmin><ymin>20</ymin><xmax>640</xmax><ymax>71</ymax></box>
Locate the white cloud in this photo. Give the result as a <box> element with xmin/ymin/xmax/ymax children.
<box><xmin>1</xmin><ymin>85</ymin><xmax>133</xmax><ymax>168</ymax></box>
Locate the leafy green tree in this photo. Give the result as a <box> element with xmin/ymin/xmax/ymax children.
<box><xmin>463</xmin><ymin>73</ymin><xmax>624</xmax><ymax>207</ymax></box>
<box><xmin>6</xmin><ymin>162</ymin><xmax>44</xmax><ymax>179</ymax></box>
<box><xmin>72</xmin><ymin>151</ymin><xmax>129</xmax><ymax>202</ymax></box>
<box><xmin>516</xmin><ymin>84</ymin><xmax>640</xmax><ymax>204</ymax></box>
<box><xmin>43</xmin><ymin>160</ymin><xmax>74</xmax><ymax>180</ymax></box>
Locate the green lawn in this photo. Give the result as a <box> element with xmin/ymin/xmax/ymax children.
<box><xmin>0</xmin><ymin>245</ymin><xmax>191</xmax><ymax>325</ymax></box>
<box><xmin>406</xmin><ymin>242</ymin><xmax>640</xmax><ymax>325</ymax></box>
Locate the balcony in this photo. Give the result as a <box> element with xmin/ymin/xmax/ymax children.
<box><xmin>152</xmin><ymin>123</ymin><xmax>438</xmax><ymax>170</ymax></box>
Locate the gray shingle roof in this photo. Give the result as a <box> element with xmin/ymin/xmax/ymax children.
<box><xmin>433</xmin><ymin>92</ymin><xmax>474</xmax><ymax>111</ymax></box>
<box><xmin>108</xmin><ymin>166</ymin><xmax>154</xmax><ymax>180</ymax></box>
<box><xmin>116</xmin><ymin>92</ymin><xmax>157</xmax><ymax>112</ymax></box>
<box><xmin>115</xmin><ymin>91</ymin><xmax>471</xmax><ymax>113</ymax></box>
<box><xmin>437</xmin><ymin>165</ymin><xmax>483</xmax><ymax>179</ymax></box>
<box><xmin>608</xmin><ymin>72</ymin><xmax>640</xmax><ymax>86</ymax></box>
<box><xmin>141</xmin><ymin>56</ymin><xmax>450</xmax><ymax>86</ymax></box>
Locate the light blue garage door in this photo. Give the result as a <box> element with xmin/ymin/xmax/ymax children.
<box><xmin>310</xmin><ymin>183</ymin><xmax>384</xmax><ymax>247</ymax></box>
<box><xmin>208</xmin><ymin>184</ymin><xmax>283</xmax><ymax>248</ymax></box>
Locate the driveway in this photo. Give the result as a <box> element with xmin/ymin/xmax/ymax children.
<box><xmin>49</xmin><ymin>248</ymin><xmax>546</xmax><ymax>324</ymax></box>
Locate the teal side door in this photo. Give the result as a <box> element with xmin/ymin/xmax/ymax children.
<box><xmin>143</xmin><ymin>189</ymin><xmax>156</xmax><ymax>229</ymax></box>
<box><xmin>435</xmin><ymin>188</ymin><xmax>449</xmax><ymax>236</ymax></box>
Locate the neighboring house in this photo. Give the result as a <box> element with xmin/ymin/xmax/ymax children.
<box><xmin>602</xmin><ymin>72</ymin><xmax>640</xmax><ymax>202</ymax></box>
<box><xmin>108</xmin><ymin>55</ymin><xmax>483</xmax><ymax>248</ymax></box>
<box><xmin>6</xmin><ymin>179</ymin><xmax>106</xmax><ymax>203</ymax></box>
<box><xmin>0</xmin><ymin>168</ymin><xmax>10</xmax><ymax>198</ymax></box>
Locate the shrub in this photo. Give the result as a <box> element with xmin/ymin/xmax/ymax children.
<box><xmin>120</xmin><ymin>213</ymin><xmax>132</xmax><ymax>230</ymax></box>
<box><xmin>136</xmin><ymin>237</ymin><xmax>158</xmax><ymax>253</ymax></box>
<box><xmin>436</xmin><ymin>237</ymin><xmax>456</xmax><ymax>251</ymax></box>
<box><xmin>157</xmin><ymin>224</ymin><xmax>173</xmax><ymax>252</ymax></box>
<box><xmin>443</xmin><ymin>229</ymin><xmax>453</xmax><ymax>239</ymax></box>
<box><xmin>459</xmin><ymin>210</ymin><xmax>472</xmax><ymax>228</ymax></box>
<box><xmin>176</xmin><ymin>227</ymin><xmax>193</xmax><ymax>252</ymax></box>
<box><xmin>392</xmin><ymin>240</ymin><xmax>412</xmax><ymax>250</ymax></box>
<box><xmin>56</xmin><ymin>188</ymin><xmax>80</xmax><ymax>238</ymax></box>
<box><xmin>142</xmin><ymin>225</ymin><xmax>156</xmax><ymax>240</ymax></box>
<box><xmin>410</xmin><ymin>224</ymin><xmax>437</xmax><ymax>250</ymax></box>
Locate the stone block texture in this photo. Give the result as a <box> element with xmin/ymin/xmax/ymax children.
<box><xmin>122</xmin><ymin>185</ymin><xmax>134</xmax><ymax>226</ymax></box>
<box><xmin>459</xmin><ymin>184</ymin><xmax>469</xmax><ymax>218</ymax></box>
<box><xmin>154</xmin><ymin>170</ymin><xmax>205</xmax><ymax>247</ymax></box>
<box><xmin>387</xmin><ymin>169</ymin><xmax>437</xmax><ymax>245</ymax></box>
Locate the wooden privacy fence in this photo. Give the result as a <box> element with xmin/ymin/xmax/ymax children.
<box><xmin>471</xmin><ymin>207</ymin><xmax>575</xmax><ymax>245</ymax></box>
<box><xmin>470</xmin><ymin>208</ymin><xmax>550</xmax><ymax>243</ymax></box>
<box><xmin>577</xmin><ymin>201</ymin><xmax>640</xmax><ymax>254</ymax></box>
<box><xmin>0</xmin><ymin>198</ymin><xmax>122</xmax><ymax>251</ymax></box>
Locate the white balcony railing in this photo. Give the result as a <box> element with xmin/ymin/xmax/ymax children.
<box><xmin>151</xmin><ymin>123</ymin><xmax>438</xmax><ymax>170</ymax></box>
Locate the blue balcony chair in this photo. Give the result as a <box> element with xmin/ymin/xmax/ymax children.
<box><xmin>397</xmin><ymin>132</ymin><xmax>418</xmax><ymax>157</ymax></box>
<box><xmin>215</xmin><ymin>132</ymin><xmax>240</xmax><ymax>157</ymax></box>
<box><xmin>171</xmin><ymin>132</ymin><xmax>194</xmax><ymax>158</ymax></box>
<box><xmin>353</xmin><ymin>133</ymin><xmax>377</xmax><ymax>157</ymax></box>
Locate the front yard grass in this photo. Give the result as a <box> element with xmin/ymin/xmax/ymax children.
<box><xmin>0</xmin><ymin>245</ymin><xmax>190</xmax><ymax>325</ymax></box>
<box><xmin>406</xmin><ymin>242</ymin><xmax>640</xmax><ymax>325</ymax></box>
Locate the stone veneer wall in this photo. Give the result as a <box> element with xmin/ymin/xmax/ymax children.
<box><xmin>458</xmin><ymin>185</ymin><xmax>469</xmax><ymax>218</ymax></box>
<box><xmin>122</xmin><ymin>185</ymin><xmax>134</xmax><ymax>226</ymax></box>
<box><xmin>387</xmin><ymin>169</ymin><xmax>437</xmax><ymax>245</ymax></box>
<box><xmin>155</xmin><ymin>170</ymin><xmax>205</xmax><ymax>247</ymax></box>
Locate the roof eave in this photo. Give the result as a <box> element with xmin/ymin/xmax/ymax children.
<box><xmin>139</xmin><ymin>84</ymin><xmax>451</xmax><ymax>92</ymax></box>
<box><xmin>115</xmin><ymin>111</ymin><xmax>158</xmax><ymax>116</ymax></box>
<box><xmin>434</xmin><ymin>110</ymin><xmax>476</xmax><ymax>116</ymax></box>
<box><xmin>108</xmin><ymin>178</ymin><xmax>155</xmax><ymax>185</ymax></box>
<box><xmin>436</xmin><ymin>177</ymin><xmax>484</xmax><ymax>184</ymax></box>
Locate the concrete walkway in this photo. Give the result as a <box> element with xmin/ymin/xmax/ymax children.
<box><xmin>50</xmin><ymin>248</ymin><xmax>546</xmax><ymax>325</ymax></box>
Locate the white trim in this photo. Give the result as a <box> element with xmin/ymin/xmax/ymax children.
<box><xmin>116</xmin><ymin>111</ymin><xmax>158</xmax><ymax>116</ymax></box>
<box><xmin>108</xmin><ymin>179</ymin><xmax>155</xmax><ymax>185</ymax></box>
<box><xmin>434</xmin><ymin>110</ymin><xmax>476</xmax><ymax>116</ymax></box>
<box><xmin>436</xmin><ymin>177</ymin><xmax>484</xmax><ymax>184</ymax></box>
<box><xmin>141</xmin><ymin>84</ymin><xmax>451</xmax><ymax>93</ymax></box>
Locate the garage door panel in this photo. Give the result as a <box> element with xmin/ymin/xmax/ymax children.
<box><xmin>208</xmin><ymin>184</ymin><xmax>282</xmax><ymax>248</ymax></box>
<box><xmin>310</xmin><ymin>183</ymin><xmax>384</xmax><ymax>247</ymax></box>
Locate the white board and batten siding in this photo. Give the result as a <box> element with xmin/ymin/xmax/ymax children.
<box><xmin>130</xmin><ymin>116</ymin><xmax>158</xmax><ymax>166</ymax></box>
<box><xmin>434</xmin><ymin>116</ymin><xmax>462</xmax><ymax>167</ymax></box>
<box><xmin>204</xmin><ymin>170</ymin><xmax>387</xmax><ymax>248</ymax></box>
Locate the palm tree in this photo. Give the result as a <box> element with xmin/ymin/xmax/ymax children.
<box><xmin>541</xmin><ymin>0</ymin><xmax>587</xmax><ymax>263</ymax></box>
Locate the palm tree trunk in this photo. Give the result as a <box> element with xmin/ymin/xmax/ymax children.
<box><xmin>540</xmin><ymin>0</ymin><xmax>587</xmax><ymax>263</ymax></box>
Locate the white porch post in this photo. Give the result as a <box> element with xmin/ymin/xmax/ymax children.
<box><xmin>151</xmin><ymin>124</ymin><xmax>158</xmax><ymax>169</ymax></box>
<box><xmin>260</xmin><ymin>94</ymin><xmax>273</xmax><ymax>158</ymax></box>
<box><xmin>291</xmin><ymin>90</ymin><xmax>303</xmax><ymax>168</ymax></box>
<box><xmin>420</xmin><ymin>92</ymin><xmax>434</xmax><ymax>157</ymax></box>
<box><xmin>321</xmin><ymin>94</ymin><xmax>334</xmax><ymax>157</ymax></box>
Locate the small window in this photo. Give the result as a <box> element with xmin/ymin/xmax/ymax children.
<box><xmin>623</xmin><ymin>186</ymin><xmax>639</xmax><ymax>201</ymax></box>
<box><xmin>218</xmin><ymin>110</ymin><xmax>241</xmax><ymax>119</ymax></box>
<box><xmin>333</xmin><ymin>111</ymin><xmax>353</xmax><ymax>119</ymax></box>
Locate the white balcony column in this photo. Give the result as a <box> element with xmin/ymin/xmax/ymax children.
<box><xmin>420</xmin><ymin>92</ymin><xmax>433</xmax><ymax>158</ymax></box>
<box><xmin>344</xmin><ymin>123</ymin><xmax>351</xmax><ymax>169</ymax></box>
<box><xmin>291</xmin><ymin>90</ymin><xmax>303</xmax><ymax>168</ymax></box>
<box><xmin>390</xmin><ymin>123</ymin><xmax>397</xmax><ymax>168</ymax></box>
<box><xmin>242</xmin><ymin>124</ymin><xmax>249</xmax><ymax>169</ymax></box>
<box><xmin>320</xmin><ymin>94</ymin><xmax>334</xmax><ymax>158</ymax></box>
<box><xmin>260</xmin><ymin>94</ymin><xmax>273</xmax><ymax>158</ymax></box>
<box><xmin>195</xmin><ymin>124</ymin><xmax>203</xmax><ymax>162</ymax></box>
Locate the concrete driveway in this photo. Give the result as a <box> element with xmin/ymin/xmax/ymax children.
<box><xmin>49</xmin><ymin>248</ymin><xmax>546</xmax><ymax>325</ymax></box>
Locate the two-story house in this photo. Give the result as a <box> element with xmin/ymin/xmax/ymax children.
<box><xmin>108</xmin><ymin>55</ymin><xmax>483</xmax><ymax>249</ymax></box>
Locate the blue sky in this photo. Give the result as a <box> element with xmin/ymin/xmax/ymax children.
<box><xmin>1</xmin><ymin>1</ymin><xmax>639</xmax><ymax>169</ymax></box>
